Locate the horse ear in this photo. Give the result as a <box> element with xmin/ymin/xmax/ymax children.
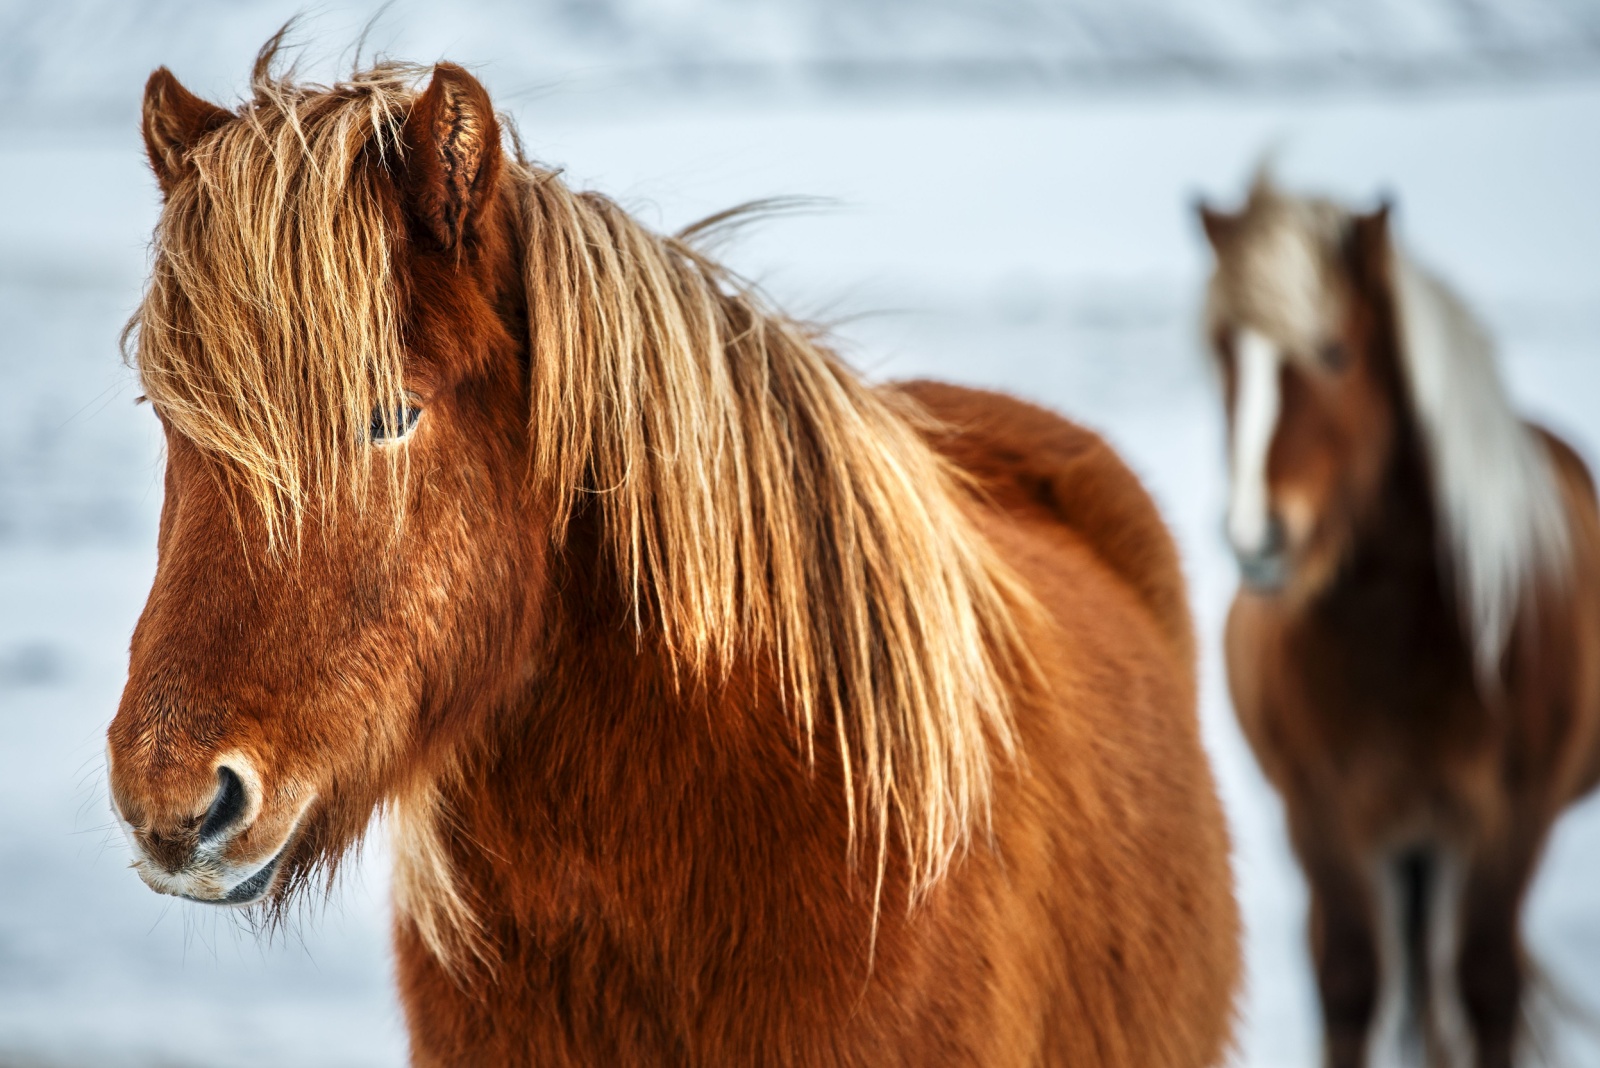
<box><xmin>400</xmin><ymin>63</ymin><xmax>503</xmax><ymax>252</ymax></box>
<box><xmin>1195</xmin><ymin>200</ymin><xmax>1238</xmax><ymax>251</ymax></box>
<box><xmin>142</xmin><ymin>68</ymin><xmax>231</xmax><ymax>196</ymax></box>
<box><xmin>1347</xmin><ymin>200</ymin><xmax>1394</xmax><ymax>286</ymax></box>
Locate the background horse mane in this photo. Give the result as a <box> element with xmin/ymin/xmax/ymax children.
<box><xmin>1210</xmin><ymin>175</ymin><xmax>1571</xmax><ymax>680</ymax></box>
<box><xmin>127</xmin><ymin>50</ymin><xmax>1040</xmax><ymax>944</ymax></box>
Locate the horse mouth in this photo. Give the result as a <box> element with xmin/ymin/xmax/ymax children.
<box><xmin>182</xmin><ymin>844</ymin><xmax>288</xmax><ymax>907</ymax></box>
<box><xmin>1236</xmin><ymin>551</ymin><xmax>1288</xmax><ymax>592</ymax></box>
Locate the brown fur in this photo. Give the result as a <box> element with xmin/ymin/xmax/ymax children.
<box><xmin>1202</xmin><ymin>179</ymin><xmax>1600</xmax><ymax>1068</ymax></box>
<box><xmin>108</xmin><ymin>46</ymin><xmax>1239</xmax><ymax>1065</ymax></box>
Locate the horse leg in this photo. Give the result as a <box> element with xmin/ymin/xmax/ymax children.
<box><xmin>1456</xmin><ymin>842</ymin><xmax>1539</xmax><ymax>1068</ymax></box>
<box><xmin>1303</xmin><ymin>849</ymin><xmax>1382</xmax><ymax>1068</ymax></box>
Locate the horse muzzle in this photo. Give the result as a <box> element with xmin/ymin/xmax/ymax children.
<box><xmin>1229</xmin><ymin>511</ymin><xmax>1291</xmax><ymax>592</ymax></box>
<box><xmin>1234</xmin><ymin>547</ymin><xmax>1289</xmax><ymax>591</ymax></box>
<box><xmin>110</xmin><ymin>756</ymin><xmax>304</xmax><ymax>907</ymax></box>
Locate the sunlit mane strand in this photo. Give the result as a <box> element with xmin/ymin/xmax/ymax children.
<box><xmin>512</xmin><ymin>160</ymin><xmax>1039</xmax><ymax>903</ymax></box>
<box><xmin>127</xmin><ymin>56</ymin><xmax>422</xmax><ymax>544</ymax></box>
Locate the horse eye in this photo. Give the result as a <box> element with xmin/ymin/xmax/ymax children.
<box><xmin>1319</xmin><ymin>340</ymin><xmax>1348</xmax><ymax>370</ymax></box>
<box><xmin>369</xmin><ymin>401</ymin><xmax>422</xmax><ymax>443</ymax></box>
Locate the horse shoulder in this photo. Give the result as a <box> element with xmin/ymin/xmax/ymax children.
<box><xmin>890</xmin><ymin>379</ymin><xmax>1194</xmax><ymax>665</ymax></box>
<box><xmin>1222</xmin><ymin>592</ymin><xmax>1295</xmax><ymax>788</ymax></box>
<box><xmin>1530</xmin><ymin>422</ymin><xmax>1599</xmax><ymax>511</ymax></box>
<box><xmin>1526</xmin><ymin>422</ymin><xmax>1600</xmax><ymax>799</ymax></box>
<box><xmin>890</xmin><ymin>381</ymin><xmax>1237</xmax><ymax>1065</ymax></box>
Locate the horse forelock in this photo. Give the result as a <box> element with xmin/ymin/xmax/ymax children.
<box><xmin>1205</xmin><ymin>178</ymin><xmax>1349</xmax><ymax>360</ymax></box>
<box><xmin>1210</xmin><ymin>176</ymin><xmax>1572</xmax><ymax>684</ymax></box>
<box><xmin>132</xmin><ymin>58</ymin><xmax>1039</xmax><ymax>946</ymax></box>
<box><xmin>128</xmin><ymin>60</ymin><xmax>426</xmax><ymax>544</ymax></box>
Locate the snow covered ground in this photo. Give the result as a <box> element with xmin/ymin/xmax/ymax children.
<box><xmin>1</xmin><ymin>37</ymin><xmax>1599</xmax><ymax>1068</ymax></box>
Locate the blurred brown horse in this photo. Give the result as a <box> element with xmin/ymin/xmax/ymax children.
<box><xmin>1200</xmin><ymin>176</ymin><xmax>1600</xmax><ymax>1068</ymax></box>
<box><xmin>105</xmin><ymin>43</ymin><xmax>1239</xmax><ymax>1065</ymax></box>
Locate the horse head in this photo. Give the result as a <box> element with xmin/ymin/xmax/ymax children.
<box><xmin>107</xmin><ymin>56</ymin><xmax>539</xmax><ymax>910</ymax></box>
<box><xmin>1197</xmin><ymin>175</ymin><xmax>1403</xmax><ymax>599</ymax></box>
<box><xmin>107</xmin><ymin>48</ymin><xmax>1028</xmax><ymax>927</ymax></box>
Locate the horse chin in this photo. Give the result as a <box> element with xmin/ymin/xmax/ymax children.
<box><xmin>179</xmin><ymin>842</ymin><xmax>290</xmax><ymax>908</ymax></box>
<box><xmin>121</xmin><ymin>808</ymin><xmax>307</xmax><ymax>909</ymax></box>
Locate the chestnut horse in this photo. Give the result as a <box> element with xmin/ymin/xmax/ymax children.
<box><xmin>107</xmin><ymin>46</ymin><xmax>1239</xmax><ymax>1066</ymax></box>
<box><xmin>1200</xmin><ymin>177</ymin><xmax>1600</xmax><ymax>1068</ymax></box>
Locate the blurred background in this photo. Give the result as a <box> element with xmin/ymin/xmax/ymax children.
<box><xmin>2</xmin><ymin>1</ymin><xmax>1599</xmax><ymax>1065</ymax></box>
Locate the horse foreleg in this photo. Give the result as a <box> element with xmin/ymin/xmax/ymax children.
<box><xmin>1456</xmin><ymin>842</ymin><xmax>1539</xmax><ymax>1068</ymax></box>
<box><xmin>1303</xmin><ymin>850</ymin><xmax>1382</xmax><ymax>1068</ymax></box>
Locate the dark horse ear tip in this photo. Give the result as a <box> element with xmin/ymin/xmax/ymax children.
<box><xmin>428</xmin><ymin>61</ymin><xmax>476</xmax><ymax>83</ymax></box>
<box><xmin>144</xmin><ymin>66</ymin><xmax>190</xmax><ymax>100</ymax></box>
<box><xmin>1194</xmin><ymin>196</ymin><xmax>1238</xmax><ymax>249</ymax></box>
<box><xmin>142</xmin><ymin>66</ymin><xmax>223</xmax><ymax>117</ymax></box>
<box><xmin>414</xmin><ymin>62</ymin><xmax>494</xmax><ymax>113</ymax></box>
<box><xmin>142</xmin><ymin>66</ymin><xmax>190</xmax><ymax>116</ymax></box>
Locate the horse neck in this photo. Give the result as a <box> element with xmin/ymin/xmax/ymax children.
<box><xmin>1315</xmin><ymin>357</ymin><xmax>1460</xmax><ymax>640</ymax></box>
<box><xmin>1352</xmin><ymin>451</ymin><xmax>1438</xmax><ymax>590</ymax></box>
<box><xmin>411</xmin><ymin>196</ymin><xmax>892</xmax><ymax>966</ymax></box>
<box><xmin>440</xmin><ymin>201</ymin><xmax>809</xmax><ymax>869</ymax></box>
<box><xmin>1338</xmin><ymin>255</ymin><xmax>1443</xmax><ymax>576</ymax></box>
<box><xmin>432</xmin><ymin>504</ymin><xmax>860</xmax><ymax>956</ymax></box>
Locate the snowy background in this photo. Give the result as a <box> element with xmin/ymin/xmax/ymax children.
<box><xmin>2</xmin><ymin>2</ymin><xmax>1600</xmax><ymax>1065</ymax></box>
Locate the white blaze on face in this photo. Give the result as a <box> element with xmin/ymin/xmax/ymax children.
<box><xmin>1227</xmin><ymin>327</ymin><xmax>1284</xmax><ymax>557</ymax></box>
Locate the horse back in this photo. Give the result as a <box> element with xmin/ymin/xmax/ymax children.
<box><xmin>1536</xmin><ymin>422</ymin><xmax>1599</xmax><ymax>512</ymax></box>
<box><xmin>892</xmin><ymin>380</ymin><xmax>1194</xmax><ymax>666</ymax></box>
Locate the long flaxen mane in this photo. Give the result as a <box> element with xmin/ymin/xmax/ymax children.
<box><xmin>127</xmin><ymin>55</ymin><xmax>1041</xmax><ymax>943</ymax></box>
<box><xmin>1214</xmin><ymin>177</ymin><xmax>1572</xmax><ymax>682</ymax></box>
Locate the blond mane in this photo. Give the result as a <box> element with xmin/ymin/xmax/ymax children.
<box><xmin>128</xmin><ymin>58</ymin><xmax>1038</xmax><ymax>942</ymax></box>
<box><xmin>510</xmin><ymin>154</ymin><xmax>1037</xmax><ymax>900</ymax></box>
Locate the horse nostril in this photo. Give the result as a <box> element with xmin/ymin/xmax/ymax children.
<box><xmin>1261</xmin><ymin>513</ymin><xmax>1287</xmax><ymax>556</ymax></box>
<box><xmin>198</xmin><ymin>765</ymin><xmax>250</xmax><ymax>843</ymax></box>
<box><xmin>1232</xmin><ymin>512</ymin><xmax>1291</xmax><ymax>591</ymax></box>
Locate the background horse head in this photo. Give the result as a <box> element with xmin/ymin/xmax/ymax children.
<box><xmin>1198</xmin><ymin>174</ymin><xmax>1570</xmax><ymax>680</ymax></box>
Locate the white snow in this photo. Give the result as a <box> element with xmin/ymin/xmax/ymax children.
<box><xmin>1</xmin><ymin>29</ymin><xmax>1599</xmax><ymax>1068</ymax></box>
